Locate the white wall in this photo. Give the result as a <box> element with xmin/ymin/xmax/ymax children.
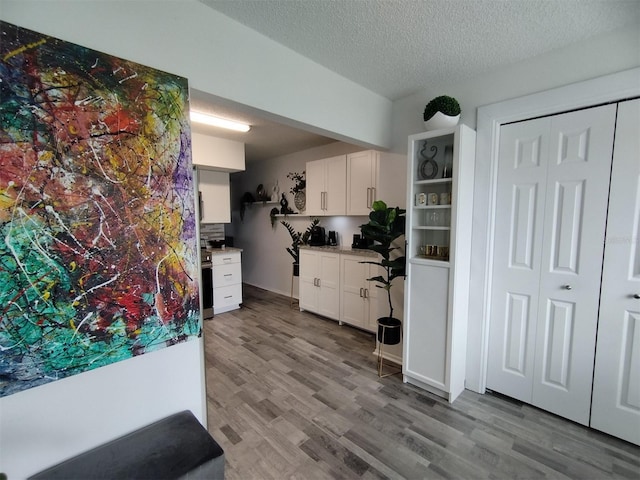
<box><xmin>389</xmin><ymin>25</ymin><xmax>640</xmax><ymax>393</ymax></box>
<box><xmin>0</xmin><ymin>339</ymin><xmax>206</xmax><ymax>479</ymax></box>
<box><xmin>228</xmin><ymin>142</ymin><xmax>365</xmax><ymax>297</ymax></box>
<box><xmin>391</xmin><ymin>25</ymin><xmax>640</xmax><ymax>152</ymax></box>
<box><xmin>1</xmin><ymin>0</ymin><xmax>392</xmax><ymax>150</ymax></box>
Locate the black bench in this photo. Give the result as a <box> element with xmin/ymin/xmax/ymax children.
<box><xmin>28</xmin><ymin>410</ymin><xmax>224</xmax><ymax>480</ymax></box>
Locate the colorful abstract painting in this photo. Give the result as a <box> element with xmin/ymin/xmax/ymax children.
<box><xmin>0</xmin><ymin>22</ymin><xmax>200</xmax><ymax>397</ymax></box>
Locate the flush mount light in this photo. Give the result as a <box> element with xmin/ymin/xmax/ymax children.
<box><xmin>189</xmin><ymin>111</ymin><xmax>251</xmax><ymax>132</ymax></box>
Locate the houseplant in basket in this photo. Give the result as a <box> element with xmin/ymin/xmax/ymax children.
<box><xmin>423</xmin><ymin>95</ymin><xmax>461</xmax><ymax>131</ymax></box>
<box><xmin>359</xmin><ymin>200</ymin><xmax>406</xmax><ymax>345</ymax></box>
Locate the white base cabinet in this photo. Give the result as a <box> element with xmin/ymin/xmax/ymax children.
<box><xmin>212</xmin><ymin>251</ymin><xmax>242</xmax><ymax>314</ymax></box>
<box><xmin>339</xmin><ymin>254</ymin><xmax>381</xmax><ymax>333</ymax></box>
<box><xmin>299</xmin><ymin>249</ymin><xmax>340</xmax><ymax>320</ymax></box>
<box><xmin>403</xmin><ymin>125</ymin><xmax>476</xmax><ymax>403</ymax></box>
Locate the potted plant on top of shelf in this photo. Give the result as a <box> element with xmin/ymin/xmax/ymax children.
<box><xmin>423</xmin><ymin>95</ymin><xmax>461</xmax><ymax>131</ymax></box>
<box><xmin>287</xmin><ymin>171</ymin><xmax>306</xmax><ymax>212</ymax></box>
<box><xmin>359</xmin><ymin>200</ymin><xmax>406</xmax><ymax>345</ymax></box>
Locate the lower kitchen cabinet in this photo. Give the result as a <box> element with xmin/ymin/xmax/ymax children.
<box><xmin>211</xmin><ymin>250</ymin><xmax>242</xmax><ymax>314</ymax></box>
<box><xmin>339</xmin><ymin>254</ymin><xmax>381</xmax><ymax>333</ymax></box>
<box><xmin>299</xmin><ymin>249</ymin><xmax>340</xmax><ymax>320</ymax></box>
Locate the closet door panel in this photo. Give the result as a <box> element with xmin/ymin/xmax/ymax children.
<box><xmin>486</xmin><ymin>118</ymin><xmax>549</xmax><ymax>401</ymax></box>
<box><xmin>532</xmin><ymin>104</ymin><xmax>616</xmax><ymax>425</ymax></box>
<box><xmin>591</xmin><ymin>99</ymin><xmax>640</xmax><ymax>445</ymax></box>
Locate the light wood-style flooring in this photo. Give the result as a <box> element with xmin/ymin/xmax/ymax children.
<box><xmin>204</xmin><ymin>284</ymin><xmax>640</xmax><ymax>479</ymax></box>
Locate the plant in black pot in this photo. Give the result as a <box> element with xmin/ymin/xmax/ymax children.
<box><xmin>423</xmin><ymin>95</ymin><xmax>461</xmax><ymax>131</ymax></box>
<box><xmin>281</xmin><ymin>218</ymin><xmax>319</xmax><ymax>276</ymax></box>
<box><xmin>359</xmin><ymin>200</ymin><xmax>406</xmax><ymax>348</ymax></box>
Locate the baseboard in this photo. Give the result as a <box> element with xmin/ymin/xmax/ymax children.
<box><xmin>372</xmin><ymin>347</ymin><xmax>403</xmax><ymax>367</ymax></box>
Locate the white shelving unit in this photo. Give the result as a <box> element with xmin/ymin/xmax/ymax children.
<box><xmin>403</xmin><ymin>125</ymin><xmax>476</xmax><ymax>402</ymax></box>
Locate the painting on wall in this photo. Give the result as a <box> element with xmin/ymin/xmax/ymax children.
<box><xmin>0</xmin><ymin>21</ymin><xmax>201</xmax><ymax>397</ymax></box>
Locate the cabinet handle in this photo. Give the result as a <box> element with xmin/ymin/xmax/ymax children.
<box><xmin>199</xmin><ymin>191</ymin><xmax>203</xmax><ymax>221</ymax></box>
<box><xmin>224</xmin><ymin>295</ymin><xmax>233</xmax><ymax>299</ymax></box>
<box><xmin>563</xmin><ymin>284</ymin><xmax>572</xmax><ymax>290</ymax></box>
<box><xmin>322</xmin><ymin>191</ymin><xmax>327</xmax><ymax>211</ymax></box>
<box><xmin>224</xmin><ymin>274</ymin><xmax>232</xmax><ymax>277</ymax></box>
<box><xmin>364</xmin><ymin>288</ymin><xmax>369</xmax><ymax>298</ymax></box>
<box><xmin>634</xmin><ymin>294</ymin><xmax>640</xmax><ymax>299</ymax></box>
<box><xmin>366</xmin><ymin>187</ymin><xmax>370</xmax><ymax>208</ymax></box>
<box><xmin>359</xmin><ymin>287</ymin><xmax>364</xmax><ymax>297</ymax></box>
<box><xmin>317</xmin><ymin>278</ymin><xmax>321</xmax><ymax>287</ymax></box>
<box><xmin>371</xmin><ymin>187</ymin><xmax>376</xmax><ymax>206</ymax></box>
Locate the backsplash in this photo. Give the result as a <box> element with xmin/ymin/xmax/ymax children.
<box><xmin>200</xmin><ymin>223</ymin><xmax>225</xmax><ymax>244</ymax></box>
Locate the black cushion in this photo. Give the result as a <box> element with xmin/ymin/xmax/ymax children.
<box><xmin>29</xmin><ymin>410</ymin><xmax>224</xmax><ymax>480</ymax></box>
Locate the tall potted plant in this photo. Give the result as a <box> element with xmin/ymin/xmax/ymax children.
<box><xmin>359</xmin><ymin>200</ymin><xmax>406</xmax><ymax>344</ymax></box>
<box><xmin>281</xmin><ymin>218</ymin><xmax>319</xmax><ymax>276</ymax></box>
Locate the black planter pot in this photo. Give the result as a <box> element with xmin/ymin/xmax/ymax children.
<box><xmin>292</xmin><ymin>263</ymin><xmax>299</xmax><ymax>277</ymax></box>
<box><xmin>377</xmin><ymin>317</ymin><xmax>401</xmax><ymax>345</ymax></box>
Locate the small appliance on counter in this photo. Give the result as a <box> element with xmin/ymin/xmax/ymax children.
<box><xmin>351</xmin><ymin>234</ymin><xmax>372</xmax><ymax>249</ymax></box>
<box><xmin>309</xmin><ymin>226</ymin><xmax>326</xmax><ymax>246</ymax></box>
<box><xmin>328</xmin><ymin>231</ymin><xmax>337</xmax><ymax>246</ymax></box>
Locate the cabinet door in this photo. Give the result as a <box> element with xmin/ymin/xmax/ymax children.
<box><xmin>364</xmin><ymin>263</ymin><xmax>382</xmax><ymax>333</ymax></box>
<box><xmin>305</xmin><ymin>158</ymin><xmax>325</xmax><ymax>216</ymax></box>
<box><xmin>347</xmin><ymin>150</ymin><xmax>377</xmax><ymax>215</ymax></box>
<box><xmin>591</xmin><ymin>99</ymin><xmax>640</xmax><ymax>445</ymax></box>
<box><xmin>404</xmin><ymin>264</ymin><xmax>450</xmax><ymax>391</ymax></box>
<box><xmin>340</xmin><ymin>255</ymin><xmax>367</xmax><ymax>328</ymax></box>
<box><xmin>299</xmin><ymin>249</ymin><xmax>319</xmax><ymax>312</ymax></box>
<box><xmin>324</xmin><ymin>155</ymin><xmax>347</xmax><ymax>216</ymax></box>
<box><xmin>198</xmin><ymin>169</ymin><xmax>231</xmax><ymax>223</ymax></box>
<box><xmin>318</xmin><ymin>252</ymin><xmax>340</xmax><ymax>319</ymax></box>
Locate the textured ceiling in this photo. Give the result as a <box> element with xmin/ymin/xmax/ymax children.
<box><xmin>193</xmin><ymin>0</ymin><xmax>639</xmax><ymax>162</ymax></box>
<box><xmin>200</xmin><ymin>0</ymin><xmax>640</xmax><ymax>100</ymax></box>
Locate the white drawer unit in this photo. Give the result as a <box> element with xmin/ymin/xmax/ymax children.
<box><xmin>210</xmin><ymin>250</ymin><xmax>242</xmax><ymax>314</ymax></box>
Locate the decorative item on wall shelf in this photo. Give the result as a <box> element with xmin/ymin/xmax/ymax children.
<box><xmin>271</xmin><ymin>180</ymin><xmax>280</xmax><ymax>201</ymax></box>
<box><xmin>269</xmin><ymin>207</ymin><xmax>279</xmax><ymax>227</ymax></box>
<box><xmin>239</xmin><ymin>191</ymin><xmax>256</xmax><ymax>221</ymax></box>
<box><xmin>281</xmin><ymin>218</ymin><xmax>320</xmax><ymax>277</ymax></box>
<box><xmin>256</xmin><ymin>184</ymin><xmax>269</xmax><ymax>201</ymax></box>
<box><xmin>287</xmin><ymin>170</ymin><xmax>306</xmax><ymax>212</ymax></box>
<box><xmin>280</xmin><ymin>193</ymin><xmax>295</xmax><ymax>214</ymax></box>
<box><xmin>423</xmin><ymin>95</ymin><xmax>461</xmax><ymax>131</ymax></box>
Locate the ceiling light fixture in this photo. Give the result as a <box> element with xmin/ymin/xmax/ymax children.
<box><xmin>190</xmin><ymin>111</ymin><xmax>251</xmax><ymax>132</ymax></box>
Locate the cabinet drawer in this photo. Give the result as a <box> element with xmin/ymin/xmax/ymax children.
<box><xmin>213</xmin><ymin>263</ymin><xmax>241</xmax><ymax>286</ymax></box>
<box><xmin>214</xmin><ymin>283</ymin><xmax>242</xmax><ymax>308</ymax></box>
<box><xmin>212</xmin><ymin>252</ymin><xmax>240</xmax><ymax>266</ymax></box>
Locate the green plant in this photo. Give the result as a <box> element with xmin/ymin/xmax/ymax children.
<box><xmin>281</xmin><ymin>218</ymin><xmax>319</xmax><ymax>265</ymax></box>
<box><xmin>359</xmin><ymin>200</ymin><xmax>406</xmax><ymax>319</ymax></box>
<box><xmin>423</xmin><ymin>95</ymin><xmax>461</xmax><ymax>121</ymax></box>
<box><xmin>287</xmin><ymin>171</ymin><xmax>306</xmax><ymax>194</ymax></box>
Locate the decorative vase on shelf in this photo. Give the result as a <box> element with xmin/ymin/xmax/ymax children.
<box><xmin>423</xmin><ymin>111</ymin><xmax>460</xmax><ymax>131</ymax></box>
<box><xmin>294</xmin><ymin>190</ymin><xmax>306</xmax><ymax>212</ymax></box>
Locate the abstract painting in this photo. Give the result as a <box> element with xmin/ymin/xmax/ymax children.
<box><xmin>0</xmin><ymin>21</ymin><xmax>200</xmax><ymax>397</ymax></box>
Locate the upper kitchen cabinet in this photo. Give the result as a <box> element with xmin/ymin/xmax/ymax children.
<box><xmin>191</xmin><ymin>132</ymin><xmax>245</xmax><ymax>172</ymax></box>
<box><xmin>347</xmin><ymin>150</ymin><xmax>407</xmax><ymax>215</ymax></box>
<box><xmin>306</xmin><ymin>155</ymin><xmax>347</xmax><ymax>216</ymax></box>
<box><xmin>197</xmin><ymin>169</ymin><xmax>231</xmax><ymax>224</ymax></box>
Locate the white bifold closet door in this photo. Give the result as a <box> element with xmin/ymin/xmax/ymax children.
<box><xmin>590</xmin><ymin>99</ymin><xmax>640</xmax><ymax>445</ymax></box>
<box><xmin>487</xmin><ymin>104</ymin><xmax>616</xmax><ymax>425</ymax></box>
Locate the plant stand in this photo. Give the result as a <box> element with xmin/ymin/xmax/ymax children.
<box><xmin>376</xmin><ymin>318</ymin><xmax>402</xmax><ymax>378</ymax></box>
<box><xmin>290</xmin><ymin>263</ymin><xmax>299</xmax><ymax>309</ymax></box>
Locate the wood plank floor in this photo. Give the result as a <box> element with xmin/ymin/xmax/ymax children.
<box><xmin>204</xmin><ymin>284</ymin><xmax>640</xmax><ymax>479</ymax></box>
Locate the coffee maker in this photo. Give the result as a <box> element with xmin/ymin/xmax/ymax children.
<box><xmin>309</xmin><ymin>226</ymin><xmax>326</xmax><ymax>246</ymax></box>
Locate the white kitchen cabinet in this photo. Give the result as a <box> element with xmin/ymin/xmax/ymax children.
<box><xmin>197</xmin><ymin>168</ymin><xmax>230</xmax><ymax>224</ymax></box>
<box><xmin>191</xmin><ymin>132</ymin><xmax>245</xmax><ymax>172</ymax></box>
<box><xmin>403</xmin><ymin>125</ymin><xmax>476</xmax><ymax>402</ymax></box>
<box><xmin>339</xmin><ymin>254</ymin><xmax>381</xmax><ymax>332</ymax></box>
<box><xmin>306</xmin><ymin>155</ymin><xmax>346</xmax><ymax>216</ymax></box>
<box><xmin>211</xmin><ymin>250</ymin><xmax>242</xmax><ymax>314</ymax></box>
<box><xmin>346</xmin><ymin>150</ymin><xmax>378</xmax><ymax>215</ymax></box>
<box><xmin>299</xmin><ymin>248</ymin><xmax>340</xmax><ymax>320</ymax></box>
